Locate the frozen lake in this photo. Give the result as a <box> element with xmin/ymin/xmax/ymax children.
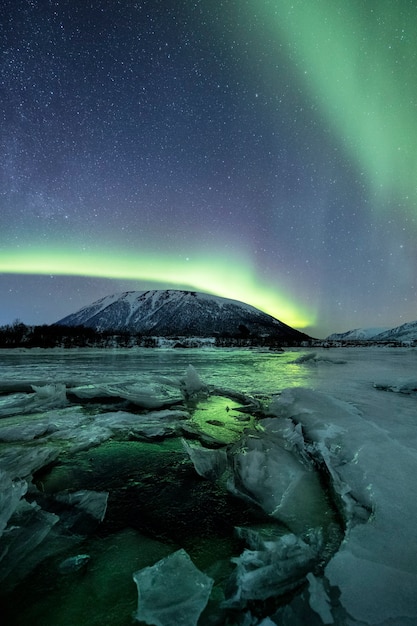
<box><xmin>0</xmin><ymin>346</ymin><xmax>416</xmax><ymax>625</ymax></box>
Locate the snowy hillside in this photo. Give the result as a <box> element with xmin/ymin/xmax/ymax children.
<box><xmin>57</xmin><ymin>289</ymin><xmax>311</xmax><ymax>343</ymax></box>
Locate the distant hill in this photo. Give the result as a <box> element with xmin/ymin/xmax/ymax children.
<box><xmin>327</xmin><ymin>321</ymin><xmax>417</xmax><ymax>343</ymax></box>
<box><xmin>57</xmin><ymin>289</ymin><xmax>312</xmax><ymax>344</ymax></box>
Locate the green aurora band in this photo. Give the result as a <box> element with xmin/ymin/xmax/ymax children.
<box><xmin>0</xmin><ymin>248</ymin><xmax>314</xmax><ymax>328</ymax></box>
<box><xmin>256</xmin><ymin>0</ymin><xmax>417</xmax><ymax>212</ymax></box>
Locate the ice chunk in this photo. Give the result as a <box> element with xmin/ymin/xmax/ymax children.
<box><xmin>133</xmin><ymin>548</ymin><xmax>214</xmax><ymax>626</ymax></box>
<box><xmin>0</xmin><ymin>418</ymin><xmax>57</xmax><ymax>443</ymax></box>
<box><xmin>292</xmin><ymin>352</ymin><xmax>346</xmax><ymax>365</ymax></box>
<box><xmin>0</xmin><ymin>499</ymin><xmax>59</xmax><ymax>585</ymax></box>
<box><xmin>182</xmin><ymin>439</ymin><xmax>227</xmax><ymax>480</ymax></box>
<box><xmin>0</xmin><ymin>445</ymin><xmax>60</xmax><ymax>480</ymax></box>
<box><xmin>45</xmin><ymin>408</ymin><xmax>190</xmax><ymax>450</ymax></box>
<box><xmin>373</xmin><ymin>378</ymin><xmax>417</xmax><ymax>394</ymax></box>
<box><xmin>183</xmin><ymin>364</ymin><xmax>208</xmax><ymax>398</ymax></box>
<box><xmin>94</xmin><ymin>409</ymin><xmax>189</xmax><ymax>440</ymax></box>
<box><xmin>228</xmin><ymin>427</ymin><xmax>330</xmax><ymax>534</ymax></box>
<box><xmin>307</xmin><ymin>573</ymin><xmax>333</xmax><ymax>624</ymax></box>
<box><xmin>292</xmin><ymin>352</ymin><xmax>318</xmax><ymax>364</ymax></box>
<box><xmin>69</xmin><ymin>381</ymin><xmax>182</xmax><ymax>408</ymax></box>
<box><xmin>47</xmin><ymin>422</ymin><xmax>113</xmax><ymax>452</ymax></box>
<box><xmin>268</xmin><ymin>388</ymin><xmax>371</xmax><ymax>523</ymax></box>
<box><xmin>56</xmin><ymin>490</ymin><xmax>108</xmax><ymax>522</ymax></box>
<box><xmin>59</xmin><ymin>554</ymin><xmax>90</xmax><ymax>574</ymax></box>
<box><xmin>0</xmin><ymin>384</ymin><xmax>67</xmax><ymax>417</ymax></box>
<box><xmin>0</xmin><ymin>470</ymin><xmax>28</xmax><ymax>537</ymax></box>
<box><xmin>224</xmin><ymin>531</ymin><xmax>321</xmax><ymax>608</ymax></box>
<box><xmin>153</xmin><ymin>365</ymin><xmax>211</xmax><ymax>402</ymax></box>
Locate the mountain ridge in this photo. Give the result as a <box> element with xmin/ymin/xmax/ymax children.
<box><xmin>326</xmin><ymin>327</ymin><xmax>390</xmax><ymax>341</ymax></box>
<box><xmin>327</xmin><ymin>320</ymin><xmax>417</xmax><ymax>343</ymax></box>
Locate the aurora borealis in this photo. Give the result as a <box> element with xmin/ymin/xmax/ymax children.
<box><xmin>1</xmin><ymin>0</ymin><xmax>416</xmax><ymax>337</ymax></box>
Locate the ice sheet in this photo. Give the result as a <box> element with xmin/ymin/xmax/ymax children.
<box><xmin>269</xmin><ymin>385</ymin><xmax>417</xmax><ymax>624</ymax></box>
<box><xmin>0</xmin><ymin>347</ymin><xmax>416</xmax><ymax>625</ymax></box>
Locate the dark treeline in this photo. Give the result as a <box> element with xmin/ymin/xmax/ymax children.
<box><xmin>0</xmin><ymin>320</ymin><xmax>292</xmax><ymax>349</ymax></box>
<box><xmin>0</xmin><ymin>321</ymin><xmax>135</xmax><ymax>349</ymax></box>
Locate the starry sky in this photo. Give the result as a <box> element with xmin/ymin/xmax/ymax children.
<box><xmin>1</xmin><ymin>0</ymin><xmax>416</xmax><ymax>338</ymax></box>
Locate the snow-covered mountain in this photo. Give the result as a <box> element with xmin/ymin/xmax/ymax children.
<box><xmin>372</xmin><ymin>320</ymin><xmax>417</xmax><ymax>343</ymax></box>
<box><xmin>326</xmin><ymin>327</ymin><xmax>390</xmax><ymax>341</ymax></box>
<box><xmin>57</xmin><ymin>290</ymin><xmax>311</xmax><ymax>343</ymax></box>
<box><xmin>327</xmin><ymin>321</ymin><xmax>417</xmax><ymax>343</ymax></box>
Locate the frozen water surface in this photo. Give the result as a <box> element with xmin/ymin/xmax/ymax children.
<box><xmin>0</xmin><ymin>346</ymin><xmax>415</xmax><ymax>625</ymax></box>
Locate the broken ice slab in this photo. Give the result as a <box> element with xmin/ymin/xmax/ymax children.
<box><xmin>0</xmin><ymin>469</ymin><xmax>28</xmax><ymax>536</ymax></box>
<box><xmin>0</xmin><ymin>444</ymin><xmax>60</xmax><ymax>480</ymax></box>
<box><xmin>133</xmin><ymin>548</ymin><xmax>214</xmax><ymax>626</ymax></box>
<box><xmin>55</xmin><ymin>490</ymin><xmax>108</xmax><ymax>522</ymax></box>
<box><xmin>181</xmin><ymin>439</ymin><xmax>227</xmax><ymax>480</ymax></box>
<box><xmin>228</xmin><ymin>426</ymin><xmax>332</xmax><ymax>535</ymax></box>
<box><xmin>0</xmin><ymin>406</ymin><xmax>92</xmax><ymax>445</ymax></box>
<box><xmin>373</xmin><ymin>378</ymin><xmax>417</xmax><ymax>394</ymax></box>
<box><xmin>182</xmin><ymin>364</ymin><xmax>208</xmax><ymax>398</ymax></box>
<box><xmin>93</xmin><ymin>408</ymin><xmax>190</xmax><ymax>440</ymax></box>
<box><xmin>58</xmin><ymin>553</ymin><xmax>90</xmax><ymax>574</ymax></box>
<box><xmin>46</xmin><ymin>421</ymin><xmax>114</xmax><ymax>454</ymax></box>
<box><xmin>292</xmin><ymin>352</ymin><xmax>347</xmax><ymax>365</ymax></box>
<box><xmin>68</xmin><ymin>381</ymin><xmax>183</xmax><ymax>408</ymax></box>
<box><xmin>0</xmin><ymin>383</ymin><xmax>67</xmax><ymax>417</ymax></box>
<box><xmin>306</xmin><ymin>572</ymin><xmax>334</xmax><ymax>625</ymax></box>
<box><xmin>0</xmin><ymin>381</ymin><xmax>50</xmax><ymax>394</ymax></box>
<box><xmin>0</xmin><ymin>419</ymin><xmax>56</xmax><ymax>443</ymax></box>
<box><xmin>0</xmin><ymin>498</ymin><xmax>59</xmax><ymax>585</ymax></box>
<box><xmin>153</xmin><ymin>364</ymin><xmax>208</xmax><ymax>400</ymax></box>
<box><xmin>223</xmin><ymin>530</ymin><xmax>321</xmax><ymax>608</ymax></box>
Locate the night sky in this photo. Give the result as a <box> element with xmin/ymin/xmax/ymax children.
<box><xmin>1</xmin><ymin>0</ymin><xmax>416</xmax><ymax>338</ymax></box>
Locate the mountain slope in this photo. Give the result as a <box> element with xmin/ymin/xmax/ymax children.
<box><xmin>57</xmin><ymin>290</ymin><xmax>311</xmax><ymax>343</ymax></box>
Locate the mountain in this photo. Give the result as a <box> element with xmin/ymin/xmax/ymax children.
<box><xmin>326</xmin><ymin>327</ymin><xmax>390</xmax><ymax>341</ymax></box>
<box><xmin>56</xmin><ymin>290</ymin><xmax>311</xmax><ymax>343</ymax></box>
<box><xmin>372</xmin><ymin>320</ymin><xmax>417</xmax><ymax>343</ymax></box>
<box><xmin>327</xmin><ymin>321</ymin><xmax>417</xmax><ymax>343</ymax></box>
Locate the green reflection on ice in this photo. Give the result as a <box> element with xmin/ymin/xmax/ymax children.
<box><xmin>190</xmin><ymin>395</ymin><xmax>256</xmax><ymax>444</ymax></box>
